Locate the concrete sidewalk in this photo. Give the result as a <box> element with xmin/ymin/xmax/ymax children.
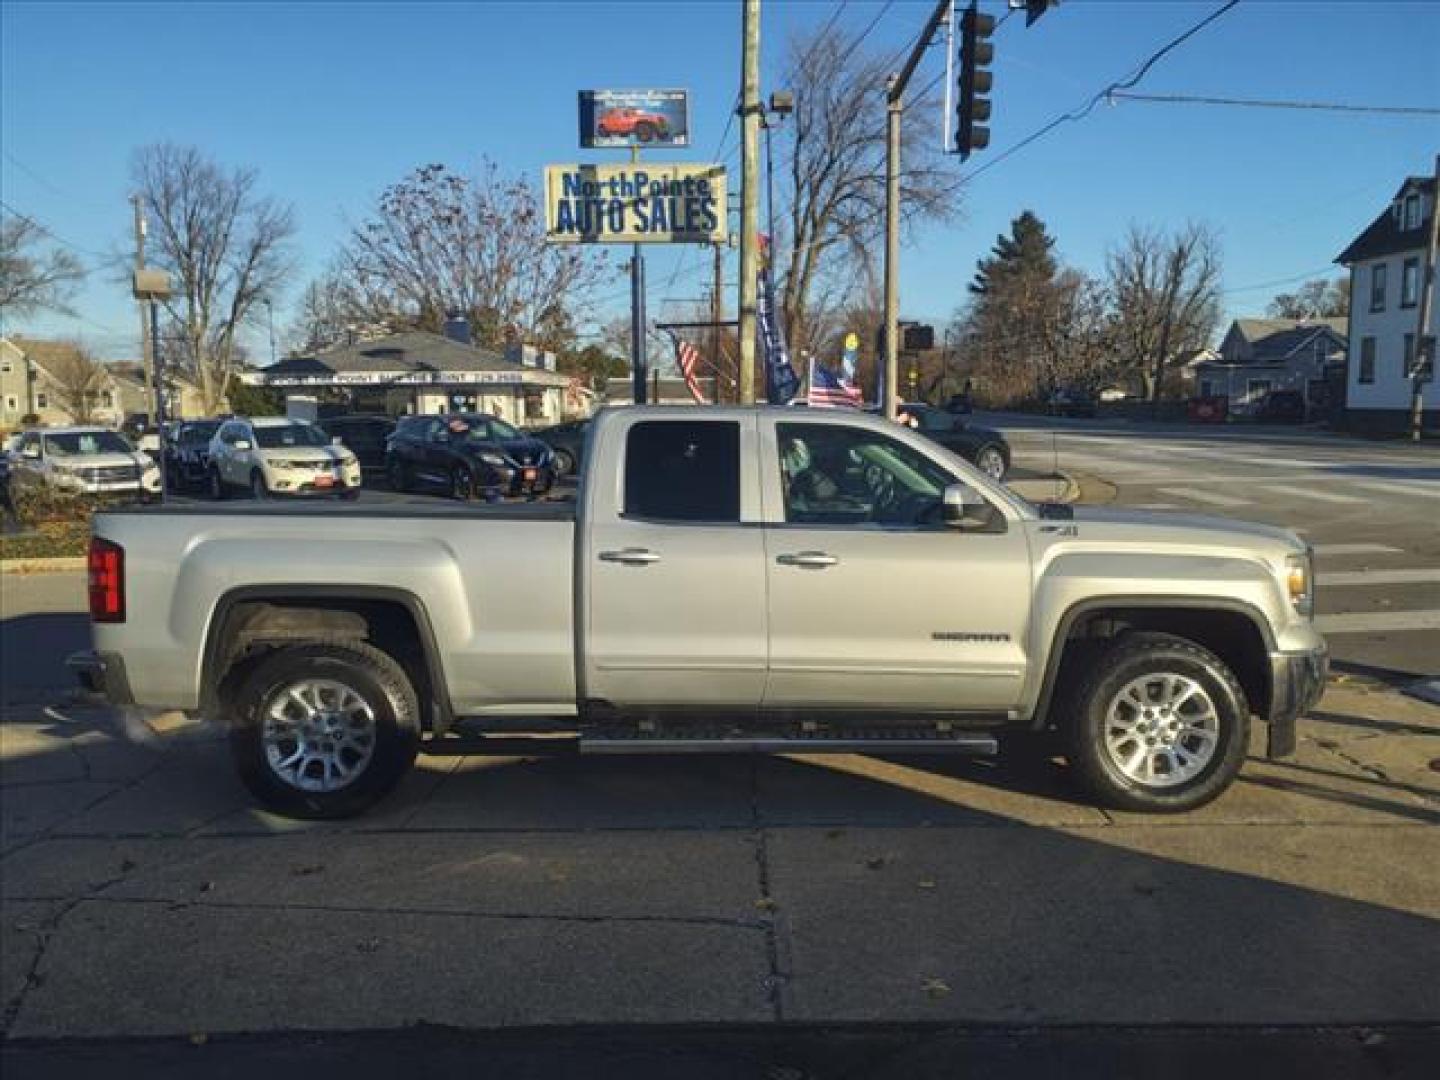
<box><xmin>2</xmin><ymin>680</ymin><xmax>1436</xmax><ymax>1041</ymax></box>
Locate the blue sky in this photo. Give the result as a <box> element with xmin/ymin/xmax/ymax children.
<box><xmin>3</xmin><ymin>0</ymin><xmax>1438</xmax><ymax>362</ymax></box>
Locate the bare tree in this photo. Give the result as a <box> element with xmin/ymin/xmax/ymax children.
<box><xmin>0</xmin><ymin>215</ymin><xmax>85</xmax><ymax>320</ymax></box>
<box><xmin>776</xmin><ymin>22</ymin><xmax>957</xmax><ymax>357</ymax></box>
<box><xmin>134</xmin><ymin>144</ymin><xmax>297</xmax><ymax>413</ymax></box>
<box><xmin>45</xmin><ymin>342</ymin><xmax>109</xmax><ymax>423</ymax></box>
<box><xmin>332</xmin><ymin>161</ymin><xmax>607</xmax><ymax>353</ymax></box>
<box><xmin>1107</xmin><ymin>223</ymin><xmax>1223</xmax><ymax>404</ymax></box>
<box><xmin>1267</xmin><ymin>277</ymin><xmax>1348</xmax><ymax>320</ymax></box>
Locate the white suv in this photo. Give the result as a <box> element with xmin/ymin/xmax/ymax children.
<box><xmin>207</xmin><ymin>417</ymin><xmax>362</xmax><ymax>499</ymax></box>
<box><xmin>9</xmin><ymin>427</ymin><xmax>161</xmax><ymax>499</ymax></box>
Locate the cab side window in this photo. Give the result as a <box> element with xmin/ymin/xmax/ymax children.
<box><xmin>777</xmin><ymin>423</ymin><xmax>956</xmax><ymax>528</ymax></box>
<box><xmin>624</xmin><ymin>420</ymin><xmax>740</xmax><ymax>523</ymax></box>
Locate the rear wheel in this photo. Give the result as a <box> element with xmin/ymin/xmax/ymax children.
<box><xmin>387</xmin><ymin>458</ymin><xmax>407</xmax><ymax>493</ymax></box>
<box><xmin>1063</xmin><ymin>632</ymin><xmax>1249</xmax><ymax>813</ymax></box>
<box><xmin>228</xmin><ymin>642</ymin><xmax>420</xmax><ymax>819</ymax></box>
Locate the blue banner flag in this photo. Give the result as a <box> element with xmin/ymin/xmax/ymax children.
<box><xmin>758</xmin><ymin>264</ymin><xmax>800</xmax><ymax>405</ymax></box>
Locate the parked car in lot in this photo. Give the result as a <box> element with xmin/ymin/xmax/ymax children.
<box><xmin>318</xmin><ymin>414</ymin><xmax>396</xmax><ymax>475</ymax></box>
<box><xmin>534</xmin><ymin>418</ymin><xmax>590</xmax><ymax>479</ymax></box>
<box><xmin>164</xmin><ymin>419</ymin><xmax>223</xmax><ymax>491</ymax></box>
<box><xmin>1252</xmin><ymin>390</ymin><xmax>1307</xmax><ymax>424</ymax></box>
<box><xmin>74</xmin><ymin>406</ymin><xmax>1325</xmax><ymax>820</ymax></box>
<box><xmin>889</xmin><ymin>402</ymin><xmax>1011</xmax><ymax>482</ymax></box>
<box><xmin>8</xmin><ymin>427</ymin><xmax>161</xmax><ymax>499</ymax></box>
<box><xmin>385</xmin><ymin>413</ymin><xmax>554</xmax><ymax>500</ymax></box>
<box><xmin>1046</xmin><ymin>387</ymin><xmax>1098</xmax><ymax>418</ymax></box>
<box><xmin>207</xmin><ymin>417</ymin><xmax>361</xmax><ymax>500</ymax></box>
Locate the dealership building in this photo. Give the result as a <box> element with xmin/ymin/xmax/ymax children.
<box><xmin>243</xmin><ymin>329</ymin><xmax>579</xmax><ymax>426</ymax></box>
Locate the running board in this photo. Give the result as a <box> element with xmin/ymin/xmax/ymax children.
<box><xmin>579</xmin><ymin>736</ymin><xmax>998</xmax><ymax>755</ymax></box>
<box><xmin>420</xmin><ymin>734</ymin><xmax>998</xmax><ymax>757</ymax></box>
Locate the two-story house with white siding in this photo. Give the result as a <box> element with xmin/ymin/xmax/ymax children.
<box><xmin>1335</xmin><ymin>174</ymin><xmax>1437</xmax><ymax>433</ymax></box>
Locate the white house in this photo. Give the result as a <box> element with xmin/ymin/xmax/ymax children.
<box><xmin>1336</xmin><ymin>174</ymin><xmax>1437</xmax><ymax>432</ymax></box>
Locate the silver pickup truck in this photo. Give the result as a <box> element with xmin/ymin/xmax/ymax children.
<box><xmin>72</xmin><ymin>406</ymin><xmax>1327</xmax><ymax>819</ymax></box>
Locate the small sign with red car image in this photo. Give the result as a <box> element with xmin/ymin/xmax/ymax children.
<box><xmin>579</xmin><ymin>89</ymin><xmax>689</xmax><ymax>148</ymax></box>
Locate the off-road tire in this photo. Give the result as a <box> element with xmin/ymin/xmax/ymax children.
<box><xmin>228</xmin><ymin>641</ymin><xmax>420</xmax><ymax>820</ymax></box>
<box><xmin>1063</xmin><ymin>632</ymin><xmax>1250</xmax><ymax>813</ymax></box>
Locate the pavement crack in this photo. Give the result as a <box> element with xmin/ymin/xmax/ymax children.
<box><xmin>749</xmin><ymin>757</ymin><xmax>786</xmax><ymax>1022</ymax></box>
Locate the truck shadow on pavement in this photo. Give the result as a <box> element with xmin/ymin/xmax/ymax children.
<box><xmin>2</xmin><ymin>710</ymin><xmax>1439</xmax><ymax>1054</ymax></box>
<box><xmin>0</xmin><ymin>613</ymin><xmax>89</xmax><ymax>709</ymax></box>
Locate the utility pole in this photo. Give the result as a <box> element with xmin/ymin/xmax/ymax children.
<box><xmin>1408</xmin><ymin>152</ymin><xmax>1439</xmax><ymax>442</ymax></box>
<box><xmin>882</xmin><ymin>0</ymin><xmax>954</xmax><ymax>420</ymax></box>
<box><xmin>737</xmin><ymin>0</ymin><xmax>761</xmax><ymax>404</ymax></box>
<box><xmin>711</xmin><ymin>241</ymin><xmax>724</xmax><ymax>401</ymax></box>
<box><xmin>883</xmin><ymin>76</ymin><xmax>902</xmax><ymax>420</ymax></box>
<box><xmin>131</xmin><ymin>193</ymin><xmax>158</xmax><ymax>421</ymax></box>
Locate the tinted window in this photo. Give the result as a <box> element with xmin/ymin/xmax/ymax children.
<box><xmin>624</xmin><ymin>421</ymin><xmax>740</xmax><ymax>522</ymax></box>
<box><xmin>179</xmin><ymin>421</ymin><xmax>220</xmax><ymax>445</ymax></box>
<box><xmin>44</xmin><ymin>431</ymin><xmax>133</xmax><ymax>456</ymax></box>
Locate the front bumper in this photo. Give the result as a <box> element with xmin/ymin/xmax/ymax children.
<box><xmin>1265</xmin><ymin>643</ymin><xmax>1329</xmax><ymax>758</ymax></box>
<box><xmin>66</xmin><ymin>650</ymin><xmax>135</xmax><ymax>706</ymax></box>
<box><xmin>484</xmin><ymin>465</ymin><xmax>555</xmax><ymax>498</ymax></box>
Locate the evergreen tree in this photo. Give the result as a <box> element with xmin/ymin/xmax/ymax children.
<box><xmin>969</xmin><ymin>211</ymin><xmax>1058</xmax><ymax>299</ymax></box>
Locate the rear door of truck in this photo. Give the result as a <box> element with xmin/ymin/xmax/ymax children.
<box><xmin>580</xmin><ymin>412</ymin><xmax>767</xmax><ymax>710</ymax></box>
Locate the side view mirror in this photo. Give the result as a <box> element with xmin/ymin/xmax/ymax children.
<box><xmin>942</xmin><ymin>481</ymin><xmax>991</xmax><ymax>529</ymax></box>
<box><xmin>233</xmin><ymin>439</ymin><xmax>253</xmax><ymax>451</ymax></box>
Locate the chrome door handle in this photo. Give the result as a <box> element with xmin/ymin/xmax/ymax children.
<box><xmin>599</xmin><ymin>548</ymin><xmax>661</xmax><ymax>566</ymax></box>
<box><xmin>776</xmin><ymin>551</ymin><xmax>839</xmax><ymax>569</ymax></box>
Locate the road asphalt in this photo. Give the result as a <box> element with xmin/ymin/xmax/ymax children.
<box><xmin>2</xmin><ymin>416</ymin><xmax>1437</xmax><ymax>1076</ymax></box>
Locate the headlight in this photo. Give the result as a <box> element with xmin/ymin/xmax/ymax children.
<box><xmin>1285</xmin><ymin>551</ymin><xmax>1313</xmax><ymax>619</ymax></box>
<box><xmin>478</xmin><ymin>452</ymin><xmax>508</xmax><ymax>468</ymax></box>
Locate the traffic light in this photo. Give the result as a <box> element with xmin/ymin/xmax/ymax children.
<box><xmin>1024</xmin><ymin>0</ymin><xmax>1058</xmax><ymax>28</ymax></box>
<box><xmin>957</xmin><ymin>2</ymin><xmax>995</xmax><ymax>160</ymax></box>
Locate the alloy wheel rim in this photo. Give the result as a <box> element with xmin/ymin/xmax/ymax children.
<box><xmin>980</xmin><ymin>450</ymin><xmax>1004</xmax><ymax>480</ymax></box>
<box><xmin>262</xmin><ymin>678</ymin><xmax>377</xmax><ymax>793</ymax></box>
<box><xmin>1102</xmin><ymin>672</ymin><xmax>1220</xmax><ymax>788</ymax></box>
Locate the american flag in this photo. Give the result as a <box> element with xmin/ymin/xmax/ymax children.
<box><xmin>669</xmin><ymin>332</ymin><xmax>709</xmax><ymax>405</ymax></box>
<box><xmin>807</xmin><ymin>359</ymin><xmax>863</xmax><ymax>408</ymax></box>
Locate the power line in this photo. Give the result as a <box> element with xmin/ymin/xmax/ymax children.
<box><xmin>816</xmin><ymin>0</ymin><xmax>849</xmax><ymax>41</ymax></box>
<box><xmin>837</xmin><ymin>0</ymin><xmax>896</xmax><ymax>69</ymax></box>
<box><xmin>0</xmin><ymin>198</ymin><xmax>118</xmax><ymax>263</ymax></box>
<box><xmin>1109</xmin><ymin>90</ymin><xmax>1440</xmax><ymax>117</ymax></box>
<box><xmin>938</xmin><ymin>0</ymin><xmax>1241</xmax><ymax>194</ymax></box>
<box><xmin>1222</xmin><ymin>265</ymin><xmax>1340</xmax><ymax>295</ymax></box>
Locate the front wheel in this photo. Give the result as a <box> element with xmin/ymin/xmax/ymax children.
<box><xmin>975</xmin><ymin>445</ymin><xmax>1007</xmax><ymax>482</ymax></box>
<box><xmin>387</xmin><ymin>458</ymin><xmax>407</xmax><ymax>493</ymax></box>
<box><xmin>450</xmin><ymin>464</ymin><xmax>474</xmax><ymax>501</ymax></box>
<box><xmin>1063</xmin><ymin>632</ymin><xmax>1250</xmax><ymax>813</ymax></box>
<box><xmin>228</xmin><ymin>642</ymin><xmax>420</xmax><ymax>819</ymax></box>
<box><xmin>207</xmin><ymin>468</ymin><xmax>226</xmax><ymax>501</ymax></box>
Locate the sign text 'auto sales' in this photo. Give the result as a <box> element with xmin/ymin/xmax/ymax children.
<box><xmin>544</xmin><ymin>164</ymin><xmax>725</xmax><ymax>245</ymax></box>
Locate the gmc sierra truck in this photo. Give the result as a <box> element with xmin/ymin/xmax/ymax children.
<box><xmin>71</xmin><ymin>406</ymin><xmax>1327</xmax><ymax>819</ymax></box>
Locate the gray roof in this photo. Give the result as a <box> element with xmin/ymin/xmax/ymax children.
<box><xmin>266</xmin><ymin>332</ymin><xmax>517</xmax><ymax>377</ymax></box>
<box><xmin>1233</xmin><ymin>317</ymin><xmax>1347</xmax><ymax>344</ymax></box>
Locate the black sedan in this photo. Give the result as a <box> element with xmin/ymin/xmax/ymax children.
<box><xmin>385</xmin><ymin>413</ymin><xmax>555</xmax><ymax>500</ymax></box>
<box><xmin>164</xmin><ymin>419</ymin><xmax>223</xmax><ymax>491</ymax></box>
<box><xmin>891</xmin><ymin>402</ymin><xmax>1011</xmax><ymax>482</ymax></box>
<box><xmin>318</xmin><ymin>414</ymin><xmax>397</xmax><ymax>474</ymax></box>
<box><xmin>533</xmin><ymin>419</ymin><xmax>590</xmax><ymax>479</ymax></box>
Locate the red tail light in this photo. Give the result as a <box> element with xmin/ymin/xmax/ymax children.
<box><xmin>88</xmin><ymin>537</ymin><xmax>125</xmax><ymax>623</ymax></box>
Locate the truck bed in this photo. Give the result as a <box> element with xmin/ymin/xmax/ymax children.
<box><xmin>100</xmin><ymin>496</ymin><xmax>577</xmax><ymax>521</ymax></box>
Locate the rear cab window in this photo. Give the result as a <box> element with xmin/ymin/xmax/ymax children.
<box><xmin>624</xmin><ymin>420</ymin><xmax>740</xmax><ymax>523</ymax></box>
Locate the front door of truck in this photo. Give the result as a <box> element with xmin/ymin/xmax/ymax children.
<box><xmin>762</xmin><ymin>420</ymin><xmax>1032</xmax><ymax>714</ymax></box>
<box><xmin>582</xmin><ymin>416</ymin><xmax>768</xmax><ymax>711</ymax></box>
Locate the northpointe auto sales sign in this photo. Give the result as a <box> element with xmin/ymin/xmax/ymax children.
<box><xmin>544</xmin><ymin>164</ymin><xmax>725</xmax><ymax>245</ymax></box>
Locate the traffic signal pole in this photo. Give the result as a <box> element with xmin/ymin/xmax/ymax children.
<box><xmin>882</xmin><ymin>0</ymin><xmax>954</xmax><ymax>420</ymax></box>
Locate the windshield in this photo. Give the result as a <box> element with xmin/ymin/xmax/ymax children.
<box><xmin>254</xmin><ymin>423</ymin><xmax>329</xmax><ymax>449</ymax></box>
<box><xmin>451</xmin><ymin>417</ymin><xmax>521</xmax><ymax>442</ymax></box>
<box><xmin>178</xmin><ymin>422</ymin><xmax>221</xmax><ymax>445</ymax></box>
<box><xmin>44</xmin><ymin>432</ymin><xmax>133</xmax><ymax>456</ymax></box>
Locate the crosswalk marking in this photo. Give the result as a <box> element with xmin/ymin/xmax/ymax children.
<box><xmin>1155</xmin><ymin>487</ymin><xmax>1251</xmax><ymax>508</ymax></box>
<box><xmin>1316</xmin><ymin>610</ymin><xmax>1440</xmax><ymax>634</ymax></box>
<box><xmin>1312</xmin><ymin>543</ymin><xmax>1404</xmax><ymax>556</ymax></box>
<box><xmin>1270</xmin><ymin>486</ymin><xmax>1365</xmax><ymax>504</ymax></box>
<box><xmin>1321</xmin><ymin>569</ymin><xmax>1440</xmax><ymax>586</ymax></box>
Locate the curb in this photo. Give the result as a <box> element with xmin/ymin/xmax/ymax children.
<box><xmin>1</xmin><ymin>556</ymin><xmax>86</xmax><ymax>575</ymax></box>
